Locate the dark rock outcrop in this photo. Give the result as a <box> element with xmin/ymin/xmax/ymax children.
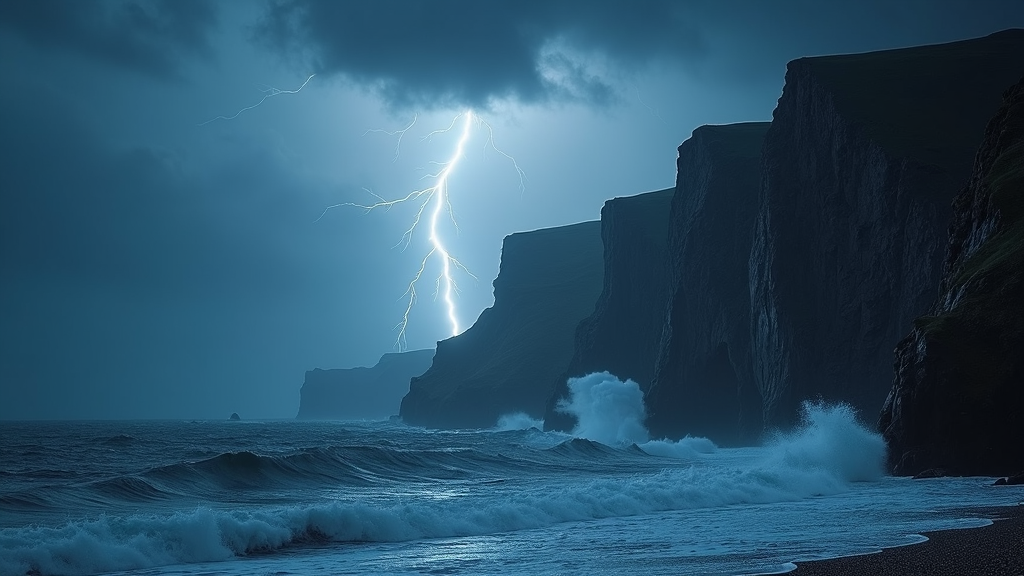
<box><xmin>297</xmin><ymin>349</ymin><xmax>434</xmax><ymax>419</ymax></box>
<box><xmin>994</xmin><ymin>473</ymin><xmax>1024</xmax><ymax>486</ymax></box>
<box><xmin>880</xmin><ymin>76</ymin><xmax>1024</xmax><ymax>477</ymax></box>
<box><xmin>229</xmin><ymin>412</ymin><xmax>240</xmax><ymax>421</ymax></box>
<box><xmin>544</xmin><ymin>188</ymin><xmax>674</xmax><ymax>432</ymax></box>
<box><xmin>644</xmin><ymin>123</ymin><xmax>770</xmax><ymax>445</ymax></box>
<box><xmin>749</xmin><ymin>30</ymin><xmax>1024</xmax><ymax>431</ymax></box>
<box><xmin>400</xmin><ymin>222</ymin><xmax>603</xmax><ymax>429</ymax></box>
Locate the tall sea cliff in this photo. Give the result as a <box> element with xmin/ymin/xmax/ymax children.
<box><xmin>748</xmin><ymin>30</ymin><xmax>1024</xmax><ymax>430</ymax></box>
<box><xmin>388</xmin><ymin>31</ymin><xmax>1024</xmax><ymax>456</ymax></box>
<box><xmin>646</xmin><ymin>123</ymin><xmax>769</xmax><ymax>445</ymax></box>
<box><xmin>544</xmin><ymin>188</ymin><xmax>674</xmax><ymax>432</ymax></box>
<box><xmin>400</xmin><ymin>221</ymin><xmax>603</xmax><ymax>429</ymax></box>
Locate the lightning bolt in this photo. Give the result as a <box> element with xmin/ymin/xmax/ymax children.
<box><xmin>632</xmin><ymin>83</ymin><xmax>666</xmax><ymax>124</ymax></box>
<box><xmin>197</xmin><ymin>77</ymin><xmax>525</xmax><ymax>350</ymax></box>
<box><xmin>317</xmin><ymin>110</ymin><xmax>525</xmax><ymax>351</ymax></box>
<box><xmin>363</xmin><ymin>115</ymin><xmax>417</xmax><ymax>162</ymax></box>
<box><xmin>198</xmin><ymin>74</ymin><xmax>315</xmax><ymax>126</ymax></box>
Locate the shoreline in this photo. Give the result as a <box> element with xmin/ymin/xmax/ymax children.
<box><xmin>774</xmin><ymin>502</ymin><xmax>1024</xmax><ymax>576</ymax></box>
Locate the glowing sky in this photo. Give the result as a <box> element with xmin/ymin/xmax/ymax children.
<box><xmin>1</xmin><ymin>0</ymin><xmax>1020</xmax><ymax>419</ymax></box>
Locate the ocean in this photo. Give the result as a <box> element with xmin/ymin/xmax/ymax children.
<box><xmin>1</xmin><ymin>401</ymin><xmax>1020</xmax><ymax>576</ymax></box>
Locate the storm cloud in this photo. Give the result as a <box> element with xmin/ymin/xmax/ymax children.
<box><xmin>252</xmin><ymin>0</ymin><xmax>1024</xmax><ymax>110</ymax></box>
<box><xmin>254</xmin><ymin>0</ymin><xmax>704</xmax><ymax>108</ymax></box>
<box><xmin>0</xmin><ymin>0</ymin><xmax>217</xmax><ymax>78</ymax></box>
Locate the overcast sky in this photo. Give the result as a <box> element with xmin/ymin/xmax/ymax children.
<box><xmin>1</xmin><ymin>0</ymin><xmax>1020</xmax><ymax>420</ymax></box>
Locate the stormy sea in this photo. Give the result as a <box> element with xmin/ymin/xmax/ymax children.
<box><xmin>1</xmin><ymin>377</ymin><xmax>1017</xmax><ymax>576</ymax></box>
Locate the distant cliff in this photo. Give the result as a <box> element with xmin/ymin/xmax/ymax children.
<box><xmin>880</xmin><ymin>76</ymin><xmax>1024</xmax><ymax>476</ymax></box>
<box><xmin>296</xmin><ymin>349</ymin><xmax>434</xmax><ymax>419</ymax></box>
<box><xmin>645</xmin><ymin>123</ymin><xmax>770</xmax><ymax>445</ymax></box>
<box><xmin>400</xmin><ymin>222</ymin><xmax>603</xmax><ymax>429</ymax></box>
<box><xmin>544</xmin><ymin>188</ymin><xmax>674</xmax><ymax>432</ymax></box>
<box><xmin>748</xmin><ymin>30</ymin><xmax>1024</xmax><ymax>430</ymax></box>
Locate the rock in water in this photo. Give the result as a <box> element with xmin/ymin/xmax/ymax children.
<box><xmin>994</xmin><ymin>473</ymin><xmax>1024</xmax><ymax>486</ymax></box>
<box><xmin>229</xmin><ymin>413</ymin><xmax>240</xmax><ymax>421</ymax></box>
<box><xmin>880</xmin><ymin>75</ymin><xmax>1024</xmax><ymax>477</ymax></box>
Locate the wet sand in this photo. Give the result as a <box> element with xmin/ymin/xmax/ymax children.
<box><xmin>783</xmin><ymin>503</ymin><xmax>1024</xmax><ymax>576</ymax></box>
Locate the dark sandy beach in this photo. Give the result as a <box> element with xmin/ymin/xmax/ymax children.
<box><xmin>781</xmin><ymin>503</ymin><xmax>1024</xmax><ymax>576</ymax></box>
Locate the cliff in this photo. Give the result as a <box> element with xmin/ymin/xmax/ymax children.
<box><xmin>644</xmin><ymin>123</ymin><xmax>770</xmax><ymax>445</ymax></box>
<box><xmin>543</xmin><ymin>188</ymin><xmax>674</xmax><ymax>432</ymax></box>
<box><xmin>296</xmin><ymin>349</ymin><xmax>434</xmax><ymax>419</ymax></box>
<box><xmin>749</xmin><ymin>30</ymin><xmax>1024</xmax><ymax>430</ymax></box>
<box><xmin>400</xmin><ymin>221</ymin><xmax>604</xmax><ymax>429</ymax></box>
<box><xmin>879</xmin><ymin>77</ymin><xmax>1024</xmax><ymax>476</ymax></box>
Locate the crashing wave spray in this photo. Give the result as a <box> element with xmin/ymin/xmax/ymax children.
<box><xmin>557</xmin><ymin>371</ymin><xmax>886</xmax><ymax>470</ymax></box>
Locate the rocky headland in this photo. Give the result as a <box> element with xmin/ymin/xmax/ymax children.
<box><xmin>400</xmin><ymin>221</ymin><xmax>603</xmax><ymax>429</ymax></box>
<box><xmin>296</xmin><ymin>349</ymin><xmax>434</xmax><ymax>419</ymax></box>
<box><xmin>879</xmin><ymin>76</ymin><xmax>1024</xmax><ymax>476</ymax></box>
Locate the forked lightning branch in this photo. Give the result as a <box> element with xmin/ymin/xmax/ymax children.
<box><xmin>200</xmin><ymin>75</ymin><xmax>525</xmax><ymax>351</ymax></box>
<box><xmin>319</xmin><ymin>110</ymin><xmax>526</xmax><ymax>351</ymax></box>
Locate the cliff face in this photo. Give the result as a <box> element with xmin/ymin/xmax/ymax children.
<box><xmin>644</xmin><ymin>123</ymin><xmax>770</xmax><ymax>445</ymax></box>
<box><xmin>879</xmin><ymin>77</ymin><xmax>1024</xmax><ymax>476</ymax></box>
<box><xmin>749</xmin><ymin>30</ymin><xmax>1024</xmax><ymax>430</ymax></box>
<box><xmin>400</xmin><ymin>221</ymin><xmax>604</xmax><ymax>429</ymax></box>
<box><xmin>296</xmin><ymin>349</ymin><xmax>434</xmax><ymax>419</ymax></box>
<box><xmin>543</xmin><ymin>188</ymin><xmax>674</xmax><ymax>432</ymax></box>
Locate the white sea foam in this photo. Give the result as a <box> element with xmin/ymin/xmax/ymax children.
<box><xmin>494</xmin><ymin>412</ymin><xmax>545</xmax><ymax>431</ymax></box>
<box><xmin>0</xmin><ymin>427</ymin><xmax>882</xmax><ymax>576</ymax></box>
<box><xmin>640</xmin><ymin>436</ymin><xmax>718</xmax><ymax>459</ymax></box>
<box><xmin>761</xmin><ymin>400</ymin><xmax>886</xmax><ymax>483</ymax></box>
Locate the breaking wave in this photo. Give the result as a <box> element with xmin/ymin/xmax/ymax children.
<box><xmin>0</xmin><ymin>375</ymin><xmax>888</xmax><ymax>576</ymax></box>
<box><xmin>494</xmin><ymin>412</ymin><xmax>545</xmax><ymax>431</ymax></box>
<box><xmin>557</xmin><ymin>371</ymin><xmax>720</xmax><ymax>459</ymax></box>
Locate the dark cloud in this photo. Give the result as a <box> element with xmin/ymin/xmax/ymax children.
<box><xmin>0</xmin><ymin>85</ymin><xmax>379</xmax><ymax>419</ymax></box>
<box><xmin>254</xmin><ymin>0</ymin><xmax>1024</xmax><ymax>110</ymax></box>
<box><xmin>0</xmin><ymin>88</ymin><xmax>313</xmax><ymax>304</ymax></box>
<box><xmin>0</xmin><ymin>0</ymin><xmax>217</xmax><ymax>78</ymax></box>
<box><xmin>254</xmin><ymin>0</ymin><xmax>702</xmax><ymax>109</ymax></box>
